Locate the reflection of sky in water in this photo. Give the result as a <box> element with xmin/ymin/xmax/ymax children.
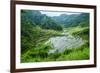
<box><xmin>40</xmin><ymin>11</ymin><xmax>81</xmax><ymax>17</ymax></box>
<box><xmin>45</xmin><ymin>33</ymin><xmax>86</xmax><ymax>54</ymax></box>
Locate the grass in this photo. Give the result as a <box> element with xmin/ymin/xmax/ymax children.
<box><xmin>21</xmin><ymin>26</ymin><xmax>90</xmax><ymax>63</ymax></box>
<box><xmin>21</xmin><ymin>43</ymin><xmax>89</xmax><ymax>62</ymax></box>
<box><xmin>58</xmin><ymin>44</ymin><xmax>89</xmax><ymax>61</ymax></box>
<box><xmin>64</xmin><ymin>26</ymin><xmax>89</xmax><ymax>34</ymax></box>
<box><xmin>64</xmin><ymin>26</ymin><xmax>89</xmax><ymax>40</ymax></box>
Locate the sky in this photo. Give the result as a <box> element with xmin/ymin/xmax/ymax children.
<box><xmin>40</xmin><ymin>11</ymin><xmax>81</xmax><ymax>17</ymax></box>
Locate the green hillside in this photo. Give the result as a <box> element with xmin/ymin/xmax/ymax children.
<box><xmin>21</xmin><ymin>10</ymin><xmax>90</xmax><ymax>62</ymax></box>
<box><xmin>52</xmin><ymin>13</ymin><xmax>89</xmax><ymax>27</ymax></box>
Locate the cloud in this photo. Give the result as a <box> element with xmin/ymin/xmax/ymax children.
<box><xmin>40</xmin><ymin>11</ymin><xmax>81</xmax><ymax>17</ymax></box>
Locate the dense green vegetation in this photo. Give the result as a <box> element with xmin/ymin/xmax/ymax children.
<box><xmin>21</xmin><ymin>43</ymin><xmax>89</xmax><ymax>62</ymax></box>
<box><xmin>53</xmin><ymin>13</ymin><xmax>89</xmax><ymax>27</ymax></box>
<box><xmin>21</xmin><ymin>10</ymin><xmax>90</xmax><ymax>63</ymax></box>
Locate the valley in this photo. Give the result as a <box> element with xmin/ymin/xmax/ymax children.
<box><xmin>21</xmin><ymin>10</ymin><xmax>90</xmax><ymax>62</ymax></box>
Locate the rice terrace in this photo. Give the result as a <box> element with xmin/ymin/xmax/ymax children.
<box><xmin>21</xmin><ymin>10</ymin><xmax>90</xmax><ymax>63</ymax></box>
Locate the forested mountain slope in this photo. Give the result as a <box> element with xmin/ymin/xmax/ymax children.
<box><xmin>52</xmin><ymin>13</ymin><xmax>89</xmax><ymax>27</ymax></box>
